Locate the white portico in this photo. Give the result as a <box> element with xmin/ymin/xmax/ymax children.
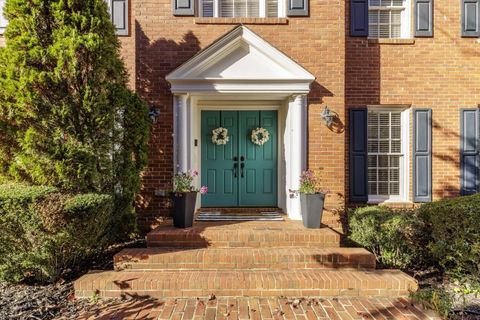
<box><xmin>166</xmin><ymin>26</ymin><xmax>315</xmax><ymax>220</ymax></box>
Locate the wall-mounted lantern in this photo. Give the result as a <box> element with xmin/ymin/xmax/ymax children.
<box><xmin>149</xmin><ymin>106</ymin><xmax>160</xmax><ymax>123</ymax></box>
<box><xmin>321</xmin><ymin>106</ymin><xmax>334</xmax><ymax>127</ymax></box>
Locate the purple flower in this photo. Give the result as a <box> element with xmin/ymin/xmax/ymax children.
<box><xmin>190</xmin><ymin>169</ymin><xmax>199</xmax><ymax>177</ymax></box>
<box><xmin>200</xmin><ymin>186</ymin><xmax>208</xmax><ymax>194</ymax></box>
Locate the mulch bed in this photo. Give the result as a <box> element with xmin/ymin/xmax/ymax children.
<box><xmin>0</xmin><ymin>239</ymin><xmax>145</xmax><ymax>320</ymax></box>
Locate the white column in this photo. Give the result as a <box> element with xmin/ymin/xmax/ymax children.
<box><xmin>174</xmin><ymin>94</ymin><xmax>190</xmax><ymax>173</ymax></box>
<box><xmin>286</xmin><ymin>94</ymin><xmax>307</xmax><ymax>220</ymax></box>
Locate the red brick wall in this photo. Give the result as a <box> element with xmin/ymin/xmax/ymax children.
<box><xmin>346</xmin><ymin>0</ymin><xmax>480</xmax><ymax>202</ymax></box>
<box><xmin>121</xmin><ymin>1</ymin><xmax>347</xmax><ymax>231</ymax></box>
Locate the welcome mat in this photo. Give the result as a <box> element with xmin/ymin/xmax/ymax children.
<box><xmin>195</xmin><ymin>211</ymin><xmax>285</xmax><ymax>221</ymax></box>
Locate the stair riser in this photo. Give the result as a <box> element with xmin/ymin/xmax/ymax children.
<box><xmin>116</xmin><ymin>262</ymin><xmax>375</xmax><ymax>270</ymax></box>
<box><xmin>75</xmin><ymin>288</ymin><xmax>413</xmax><ymax>299</ymax></box>
<box><xmin>146</xmin><ymin>240</ymin><xmax>340</xmax><ymax>248</ymax></box>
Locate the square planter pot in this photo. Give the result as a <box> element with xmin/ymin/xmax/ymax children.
<box><xmin>171</xmin><ymin>191</ymin><xmax>198</xmax><ymax>228</ymax></box>
<box><xmin>300</xmin><ymin>193</ymin><xmax>325</xmax><ymax>229</ymax></box>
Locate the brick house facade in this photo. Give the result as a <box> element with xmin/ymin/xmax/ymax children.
<box><xmin>1</xmin><ymin>0</ymin><xmax>479</xmax><ymax>232</ymax></box>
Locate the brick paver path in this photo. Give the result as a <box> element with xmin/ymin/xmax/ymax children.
<box><xmin>77</xmin><ymin>296</ymin><xmax>440</xmax><ymax>319</ymax></box>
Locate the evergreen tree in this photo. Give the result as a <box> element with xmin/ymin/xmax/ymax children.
<box><xmin>0</xmin><ymin>0</ymin><xmax>150</xmax><ymax>238</ymax></box>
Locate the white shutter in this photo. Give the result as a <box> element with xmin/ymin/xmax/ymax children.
<box><xmin>0</xmin><ymin>0</ymin><xmax>7</xmax><ymax>34</ymax></box>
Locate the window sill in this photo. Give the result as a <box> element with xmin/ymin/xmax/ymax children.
<box><xmin>368</xmin><ymin>38</ymin><xmax>415</xmax><ymax>45</ymax></box>
<box><xmin>194</xmin><ymin>17</ymin><xmax>288</xmax><ymax>25</ymax></box>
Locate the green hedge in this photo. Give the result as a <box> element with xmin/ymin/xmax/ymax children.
<box><xmin>418</xmin><ymin>194</ymin><xmax>480</xmax><ymax>277</ymax></box>
<box><xmin>348</xmin><ymin>206</ymin><xmax>430</xmax><ymax>269</ymax></box>
<box><xmin>0</xmin><ymin>184</ymin><xmax>113</xmax><ymax>283</ymax></box>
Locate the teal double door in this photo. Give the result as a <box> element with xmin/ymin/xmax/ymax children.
<box><xmin>201</xmin><ymin>110</ymin><xmax>278</xmax><ymax>207</ymax></box>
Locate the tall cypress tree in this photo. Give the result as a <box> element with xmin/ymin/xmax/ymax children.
<box><xmin>0</xmin><ymin>0</ymin><xmax>150</xmax><ymax>237</ymax></box>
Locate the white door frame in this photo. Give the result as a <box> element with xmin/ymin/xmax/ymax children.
<box><xmin>174</xmin><ymin>93</ymin><xmax>307</xmax><ymax>220</ymax></box>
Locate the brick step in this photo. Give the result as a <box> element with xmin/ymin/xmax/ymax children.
<box><xmin>114</xmin><ymin>247</ymin><xmax>376</xmax><ymax>270</ymax></box>
<box><xmin>146</xmin><ymin>221</ymin><xmax>340</xmax><ymax>248</ymax></box>
<box><xmin>74</xmin><ymin>269</ymin><xmax>417</xmax><ymax>299</ymax></box>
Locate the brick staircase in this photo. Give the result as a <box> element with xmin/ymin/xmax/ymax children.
<box><xmin>74</xmin><ymin>220</ymin><xmax>418</xmax><ymax>299</ymax></box>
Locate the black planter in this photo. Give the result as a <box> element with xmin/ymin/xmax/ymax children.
<box><xmin>171</xmin><ymin>191</ymin><xmax>198</xmax><ymax>228</ymax></box>
<box><xmin>300</xmin><ymin>193</ymin><xmax>325</xmax><ymax>229</ymax></box>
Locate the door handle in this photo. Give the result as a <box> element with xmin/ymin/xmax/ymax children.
<box><xmin>240</xmin><ymin>156</ymin><xmax>245</xmax><ymax>162</ymax></box>
<box><xmin>240</xmin><ymin>162</ymin><xmax>245</xmax><ymax>178</ymax></box>
<box><xmin>234</xmin><ymin>163</ymin><xmax>238</xmax><ymax>178</ymax></box>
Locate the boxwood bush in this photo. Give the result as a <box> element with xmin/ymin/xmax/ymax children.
<box><xmin>0</xmin><ymin>183</ymin><xmax>113</xmax><ymax>283</ymax></box>
<box><xmin>348</xmin><ymin>206</ymin><xmax>431</xmax><ymax>269</ymax></box>
<box><xmin>418</xmin><ymin>194</ymin><xmax>480</xmax><ymax>278</ymax></box>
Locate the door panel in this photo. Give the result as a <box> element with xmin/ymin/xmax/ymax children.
<box><xmin>201</xmin><ymin>111</ymin><xmax>238</xmax><ymax>207</ymax></box>
<box><xmin>239</xmin><ymin>111</ymin><xmax>278</xmax><ymax>206</ymax></box>
<box><xmin>201</xmin><ymin>110</ymin><xmax>277</xmax><ymax>207</ymax></box>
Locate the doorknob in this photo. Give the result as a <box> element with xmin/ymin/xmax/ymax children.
<box><xmin>240</xmin><ymin>156</ymin><xmax>245</xmax><ymax>162</ymax></box>
<box><xmin>234</xmin><ymin>163</ymin><xmax>238</xmax><ymax>178</ymax></box>
<box><xmin>240</xmin><ymin>162</ymin><xmax>245</xmax><ymax>178</ymax></box>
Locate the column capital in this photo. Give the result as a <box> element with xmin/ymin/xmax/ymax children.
<box><xmin>289</xmin><ymin>94</ymin><xmax>307</xmax><ymax>103</ymax></box>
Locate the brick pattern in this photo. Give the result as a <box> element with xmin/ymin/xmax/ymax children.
<box><xmin>114</xmin><ymin>247</ymin><xmax>376</xmax><ymax>270</ymax></box>
<box><xmin>145</xmin><ymin>221</ymin><xmax>341</xmax><ymax>248</ymax></box>
<box><xmin>74</xmin><ymin>269</ymin><xmax>418</xmax><ymax>299</ymax></box>
<box><xmin>77</xmin><ymin>296</ymin><xmax>441</xmax><ymax>320</ymax></box>
<box><xmin>345</xmin><ymin>0</ymin><xmax>480</xmax><ymax>202</ymax></box>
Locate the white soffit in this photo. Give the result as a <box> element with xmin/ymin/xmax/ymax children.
<box><xmin>166</xmin><ymin>26</ymin><xmax>315</xmax><ymax>94</ymax></box>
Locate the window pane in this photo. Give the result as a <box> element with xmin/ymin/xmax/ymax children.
<box><xmin>267</xmin><ymin>0</ymin><xmax>278</xmax><ymax>17</ymax></box>
<box><xmin>219</xmin><ymin>0</ymin><xmax>261</xmax><ymax>17</ymax></box>
<box><xmin>202</xmin><ymin>0</ymin><xmax>214</xmax><ymax>17</ymax></box>
<box><xmin>367</xmin><ymin>111</ymin><xmax>404</xmax><ymax>198</ymax></box>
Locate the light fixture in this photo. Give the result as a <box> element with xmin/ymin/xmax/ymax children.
<box><xmin>149</xmin><ymin>106</ymin><xmax>160</xmax><ymax>123</ymax></box>
<box><xmin>321</xmin><ymin>106</ymin><xmax>334</xmax><ymax>127</ymax></box>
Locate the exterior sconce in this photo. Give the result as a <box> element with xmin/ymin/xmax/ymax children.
<box><xmin>149</xmin><ymin>106</ymin><xmax>160</xmax><ymax>123</ymax></box>
<box><xmin>321</xmin><ymin>106</ymin><xmax>334</xmax><ymax>127</ymax></box>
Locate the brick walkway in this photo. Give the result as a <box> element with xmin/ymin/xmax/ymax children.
<box><xmin>77</xmin><ymin>296</ymin><xmax>440</xmax><ymax>319</ymax></box>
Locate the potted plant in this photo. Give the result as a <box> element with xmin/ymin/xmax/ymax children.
<box><xmin>291</xmin><ymin>170</ymin><xmax>326</xmax><ymax>229</ymax></box>
<box><xmin>171</xmin><ymin>170</ymin><xmax>208</xmax><ymax>228</ymax></box>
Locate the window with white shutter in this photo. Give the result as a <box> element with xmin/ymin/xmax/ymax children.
<box><xmin>367</xmin><ymin>109</ymin><xmax>409</xmax><ymax>202</ymax></box>
<box><xmin>200</xmin><ymin>0</ymin><xmax>283</xmax><ymax>17</ymax></box>
<box><xmin>368</xmin><ymin>0</ymin><xmax>411</xmax><ymax>38</ymax></box>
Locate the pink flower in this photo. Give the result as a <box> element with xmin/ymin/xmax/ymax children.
<box><xmin>200</xmin><ymin>186</ymin><xmax>208</xmax><ymax>194</ymax></box>
<box><xmin>190</xmin><ymin>169</ymin><xmax>199</xmax><ymax>177</ymax></box>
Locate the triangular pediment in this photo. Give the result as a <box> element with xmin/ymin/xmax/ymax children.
<box><xmin>166</xmin><ymin>26</ymin><xmax>315</xmax><ymax>93</ymax></box>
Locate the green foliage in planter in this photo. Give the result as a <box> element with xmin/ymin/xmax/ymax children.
<box><xmin>0</xmin><ymin>0</ymin><xmax>150</xmax><ymax>239</ymax></box>
<box><xmin>348</xmin><ymin>206</ymin><xmax>430</xmax><ymax>269</ymax></box>
<box><xmin>418</xmin><ymin>194</ymin><xmax>480</xmax><ymax>279</ymax></box>
<box><xmin>410</xmin><ymin>286</ymin><xmax>454</xmax><ymax>319</ymax></box>
<box><xmin>0</xmin><ymin>183</ymin><xmax>113</xmax><ymax>283</ymax></box>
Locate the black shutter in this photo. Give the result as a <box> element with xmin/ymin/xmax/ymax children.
<box><xmin>350</xmin><ymin>0</ymin><xmax>368</xmax><ymax>37</ymax></box>
<box><xmin>110</xmin><ymin>0</ymin><xmax>129</xmax><ymax>36</ymax></box>
<box><xmin>462</xmin><ymin>0</ymin><xmax>480</xmax><ymax>37</ymax></box>
<box><xmin>173</xmin><ymin>0</ymin><xmax>195</xmax><ymax>16</ymax></box>
<box><xmin>287</xmin><ymin>0</ymin><xmax>308</xmax><ymax>16</ymax></box>
<box><xmin>413</xmin><ymin>109</ymin><xmax>432</xmax><ymax>202</ymax></box>
<box><xmin>350</xmin><ymin>108</ymin><xmax>368</xmax><ymax>202</ymax></box>
<box><xmin>460</xmin><ymin>109</ymin><xmax>480</xmax><ymax>195</ymax></box>
<box><xmin>414</xmin><ymin>0</ymin><xmax>433</xmax><ymax>37</ymax></box>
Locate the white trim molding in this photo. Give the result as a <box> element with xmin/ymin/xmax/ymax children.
<box><xmin>166</xmin><ymin>26</ymin><xmax>315</xmax><ymax>94</ymax></box>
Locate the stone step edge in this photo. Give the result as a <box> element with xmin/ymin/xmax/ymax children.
<box><xmin>74</xmin><ymin>269</ymin><xmax>418</xmax><ymax>299</ymax></box>
<box><xmin>113</xmin><ymin>247</ymin><xmax>376</xmax><ymax>270</ymax></box>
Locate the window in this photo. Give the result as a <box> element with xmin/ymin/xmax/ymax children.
<box><xmin>200</xmin><ymin>0</ymin><xmax>283</xmax><ymax>17</ymax></box>
<box><xmin>368</xmin><ymin>0</ymin><xmax>410</xmax><ymax>38</ymax></box>
<box><xmin>0</xmin><ymin>0</ymin><xmax>7</xmax><ymax>34</ymax></box>
<box><xmin>367</xmin><ymin>109</ymin><xmax>408</xmax><ymax>202</ymax></box>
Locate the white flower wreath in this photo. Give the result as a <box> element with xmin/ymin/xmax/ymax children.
<box><xmin>211</xmin><ymin>127</ymin><xmax>229</xmax><ymax>145</ymax></box>
<box><xmin>251</xmin><ymin>127</ymin><xmax>270</xmax><ymax>146</ymax></box>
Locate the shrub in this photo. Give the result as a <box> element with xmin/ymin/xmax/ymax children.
<box><xmin>0</xmin><ymin>184</ymin><xmax>113</xmax><ymax>283</ymax></box>
<box><xmin>348</xmin><ymin>206</ymin><xmax>430</xmax><ymax>269</ymax></box>
<box><xmin>418</xmin><ymin>194</ymin><xmax>480</xmax><ymax>279</ymax></box>
<box><xmin>0</xmin><ymin>0</ymin><xmax>150</xmax><ymax>239</ymax></box>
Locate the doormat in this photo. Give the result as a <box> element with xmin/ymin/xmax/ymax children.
<box><xmin>196</xmin><ymin>211</ymin><xmax>285</xmax><ymax>221</ymax></box>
